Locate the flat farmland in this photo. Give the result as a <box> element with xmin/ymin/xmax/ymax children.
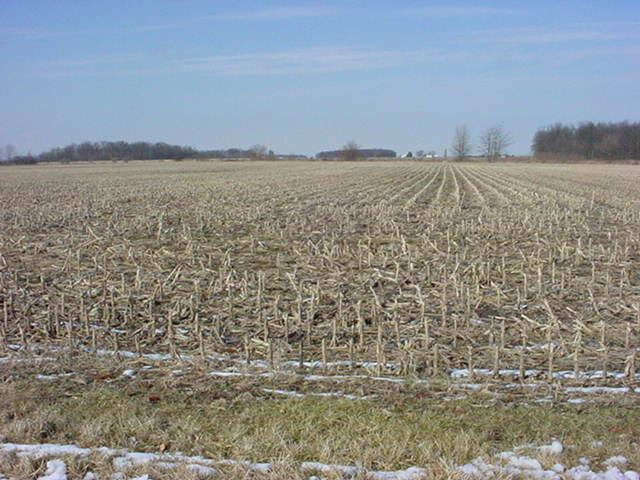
<box><xmin>1</xmin><ymin>160</ymin><xmax>640</xmax><ymax>479</ymax></box>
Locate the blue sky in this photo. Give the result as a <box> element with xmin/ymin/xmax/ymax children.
<box><xmin>1</xmin><ymin>1</ymin><xmax>639</xmax><ymax>156</ymax></box>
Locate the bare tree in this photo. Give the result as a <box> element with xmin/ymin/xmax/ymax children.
<box><xmin>249</xmin><ymin>144</ymin><xmax>268</xmax><ymax>159</ymax></box>
<box><xmin>479</xmin><ymin>125</ymin><xmax>512</xmax><ymax>161</ymax></box>
<box><xmin>452</xmin><ymin>125</ymin><xmax>472</xmax><ymax>160</ymax></box>
<box><xmin>342</xmin><ymin>140</ymin><xmax>360</xmax><ymax>161</ymax></box>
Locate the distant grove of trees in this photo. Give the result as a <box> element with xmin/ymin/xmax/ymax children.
<box><xmin>0</xmin><ymin>141</ymin><xmax>310</xmax><ymax>164</ymax></box>
<box><xmin>316</xmin><ymin>148</ymin><xmax>396</xmax><ymax>159</ymax></box>
<box><xmin>37</xmin><ymin>141</ymin><xmax>198</xmax><ymax>162</ymax></box>
<box><xmin>532</xmin><ymin>122</ymin><xmax>640</xmax><ymax>160</ymax></box>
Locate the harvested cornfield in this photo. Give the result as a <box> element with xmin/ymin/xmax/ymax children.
<box><xmin>1</xmin><ymin>160</ymin><xmax>639</xmax><ymax>385</ymax></box>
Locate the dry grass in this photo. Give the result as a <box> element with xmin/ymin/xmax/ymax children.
<box><xmin>0</xmin><ymin>361</ymin><xmax>639</xmax><ymax>473</ymax></box>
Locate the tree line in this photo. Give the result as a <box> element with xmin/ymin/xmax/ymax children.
<box><xmin>532</xmin><ymin>122</ymin><xmax>640</xmax><ymax>160</ymax></box>
<box><xmin>3</xmin><ymin>141</ymin><xmax>200</xmax><ymax>164</ymax></box>
<box><xmin>4</xmin><ymin>122</ymin><xmax>638</xmax><ymax>165</ymax></box>
<box><xmin>2</xmin><ymin>141</ymin><xmax>307</xmax><ymax>164</ymax></box>
<box><xmin>316</xmin><ymin>144</ymin><xmax>396</xmax><ymax>159</ymax></box>
<box><xmin>39</xmin><ymin>141</ymin><xmax>198</xmax><ymax>162</ymax></box>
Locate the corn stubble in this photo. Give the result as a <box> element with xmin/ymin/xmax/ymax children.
<box><xmin>1</xmin><ymin>160</ymin><xmax>639</xmax><ymax>390</ymax></box>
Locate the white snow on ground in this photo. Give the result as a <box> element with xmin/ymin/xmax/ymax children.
<box><xmin>5</xmin><ymin>345</ymin><xmax>639</xmax><ymax>410</ymax></box>
<box><xmin>34</xmin><ymin>373</ymin><xmax>74</xmax><ymax>381</ymax></box>
<box><xmin>514</xmin><ymin>343</ymin><xmax>559</xmax><ymax>351</ymax></box>
<box><xmin>1</xmin><ymin>441</ymin><xmax>638</xmax><ymax>480</ymax></box>
<box><xmin>539</xmin><ymin>440</ymin><xmax>564</xmax><ymax>455</ymax></box>
<box><xmin>13</xmin><ymin>362</ymin><xmax>640</xmax><ymax>401</ymax></box>
<box><xmin>37</xmin><ymin>460</ymin><xmax>67</xmax><ymax>480</ymax></box>
<box><xmin>449</xmin><ymin>368</ymin><xmax>640</xmax><ymax>380</ymax></box>
<box><xmin>458</xmin><ymin>441</ymin><xmax>640</xmax><ymax>480</ymax></box>
<box><xmin>261</xmin><ymin>388</ymin><xmax>375</xmax><ymax>400</ymax></box>
<box><xmin>8</xmin><ymin>343</ymin><xmax>640</xmax><ymax>381</ymax></box>
<box><xmin>0</xmin><ymin>442</ymin><xmax>426</xmax><ymax>479</ymax></box>
<box><xmin>209</xmin><ymin>369</ymin><xmax>639</xmax><ymax>399</ymax></box>
<box><xmin>0</xmin><ymin>356</ymin><xmax>55</xmax><ymax>364</ymax></box>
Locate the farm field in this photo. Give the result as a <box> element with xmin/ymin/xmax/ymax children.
<box><xmin>1</xmin><ymin>160</ymin><xmax>640</xmax><ymax>479</ymax></box>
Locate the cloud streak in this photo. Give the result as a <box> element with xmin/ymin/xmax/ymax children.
<box><xmin>409</xmin><ymin>6</ymin><xmax>520</xmax><ymax>17</ymax></box>
<box><xmin>44</xmin><ymin>54</ymin><xmax>149</xmax><ymax>68</ymax></box>
<box><xmin>486</xmin><ymin>29</ymin><xmax>636</xmax><ymax>44</ymax></box>
<box><xmin>175</xmin><ymin>47</ymin><xmax>432</xmax><ymax>75</ymax></box>
<box><xmin>0</xmin><ymin>26</ymin><xmax>89</xmax><ymax>41</ymax></box>
<box><xmin>17</xmin><ymin>46</ymin><xmax>447</xmax><ymax>79</ymax></box>
<box><xmin>208</xmin><ymin>7</ymin><xmax>339</xmax><ymax>21</ymax></box>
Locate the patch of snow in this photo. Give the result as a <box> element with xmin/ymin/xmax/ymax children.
<box><xmin>565</xmin><ymin>387</ymin><xmax>633</xmax><ymax>394</ymax></box>
<box><xmin>1</xmin><ymin>443</ymin><xmax>92</xmax><ymax>459</ymax></box>
<box><xmin>300</xmin><ymin>461</ymin><xmax>358</xmax><ymax>477</ymax></box>
<box><xmin>35</xmin><ymin>373</ymin><xmax>74</xmax><ymax>381</ymax></box>
<box><xmin>458</xmin><ymin>444</ymin><xmax>639</xmax><ymax>480</ymax></box>
<box><xmin>605</xmin><ymin>457</ymin><xmax>629</xmax><ymax>469</ymax></box>
<box><xmin>449</xmin><ymin>367</ymin><xmax>640</xmax><ymax>380</ymax></box>
<box><xmin>37</xmin><ymin>459</ymin><xmax>67</xmax><ymax>480</ymax></box>
<box><xmin>261</xmin><ymin>388</ymin><xmax>373</xmax><ymax>401</ymax></box>
<box><xmin>187</xmin><ymin>463</ymin><xmax>218</xmax><ymax>477</ymax></box>
<box><xmin>262</xmin><ymin>388</ymin><xmax>305</xmax><ymax>398</ymax></box>
<box><xmin>0</xmin><ymin>441</ymin><xmax>427</xmax><ymax>479</ymax></box>
<box><xmin>514</xmin><ymin>343</ymin><xmax>559</xmax><ymax>351</ymax></box>
<box><xmin>368</xmin><ymin>467</ymin><xmax>427</xmax><ymax>479</ymax></box>
<box><xmin>209</xmin><ymin>370</ymin><xmax>274</xmax><ymax>379</ymax></box>
<box><xmin>539</xmin><ymin>440</ymin><xmax>563</xmax><ymax>455</ymax></box>
<box><xmin>449</xmin><ymin>368</ymin><xmax>538</xmax><ymax>378</ymax></box>
<box><xmin>11</xmin><ymin>343</ymin><xmax>640</xmax><ymax>384</ymax></box>
<box><xmin>0</xmin><ymin>356</ymin><xmax>55</xmax><ymax>364</ymax></box>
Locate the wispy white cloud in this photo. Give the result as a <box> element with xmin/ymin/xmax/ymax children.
<box><xmin>0</xmin><ymin>26</ymin><xmax>89</xmax><ymax>40</ymax></box>
<box><xmin>21</xmin><ymin>46</ymin><xmax>444</xmax><ymax>78</ymax></box>
<box><xmin>409</xmin><ymin>6</ymin><xmax>520</xmax><ymax>17</ymax></box>
<box><xmin>497</xmin><ymin>30</ymin><xmax>634</xmax><ymax>43</ymax></box>
<box><xmin>127</xmin><ymin>6</ymin><xmax>339</xmax><ymax>32</ymax></box>
<box><xmin>208</xmin><ymin>6</ymin><xmax>339</xmax><ymax>21</ymax></box>
<box><xmin>0</xmin><ymin>27</ymin><xmax>40</xmax><ymax>36</ymax></box>
<box><xmin>175</xmin><ymin>47</ymin><xmax>432</xmax><ymax>75</ymax></box>
<box><xmin>44</xmin><ymin>54</ymin><xmax>149</xmax><ymax>68</ymax></box>
<box><xmin>133</xmin><ymin>23</ymin><xmax>186</xmax><ymax>32</ymax></box>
